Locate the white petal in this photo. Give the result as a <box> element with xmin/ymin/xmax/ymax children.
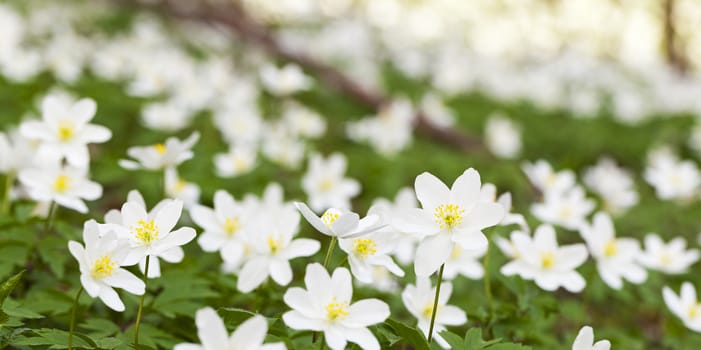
<box><xmin>415</xmin><ymin>172</ymin><xmax>449</xmax><ymax>212</ymax></box>
<box><xmin>238</xmin><ymin>258</ymin><xmax>270</xmax><ymax>292</ymax></box>
<box><xmin>98</xmin><ymin>286</ymin><xmax>125</xmax><ymax>312</ymax></box>
<box><xmin>102</xmin><ymin>268</ymin><xmax>145</xmax><ymax>295</ymax></box>
<box><xmin>414</xmin><ymin>233</ymin><xmax>453</xmax><ymax>276</ymax></box>
<box><xmin>229</xmin><ymin>315</ymin><xmax>267</xmax><ymax>350</ymax></box>
<box><xmin>196</xmin><ymin>307</ymin><xmax>229</xmax><ymax>350</ymax></box>
<box><xmin>344</xmin><ymin>299</ymin><xmax>390</xmax><ymax>327</ymax></box>
<box><xmin>282</xmin><ymin>310</ymin><xmax>324</xmax><ymax>331</ymax></box>
<box><xmin>295</xmin><ymin>202</ymin><xmax>331</xmax><ymax>235</ymax></box>
<box><xmin>269</xmin><ymin>259</ymin><xmax>293</xmax><ymax>286</ymax></box>
<box><xmin>451</xmin><ymin>168</ymin><xmax>481</xmax><ymax>212</ymax></box>
<box><xmin>344</xmin><ymin>327</ymin><xmax>380</xmax><ymax>350</ymax></box>
<box><xmin>572</xmin><ymin>326</ymin><xmax>594</xmax><ymax>350</ymax></box>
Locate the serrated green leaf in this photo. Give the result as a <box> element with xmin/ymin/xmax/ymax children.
<box><xmin>439</xmin><ymin>330</ymin><xmax>465</xmax><ymax>349</ymax></box>
<box><xmin>384</xmin><ymin>318</ymin><xmax>430</xmax><ymax>350</ymax></box>
<box><xmin>37</xmin><ymin>235</ymin><xmax>69</xmax><ymax>278</ymax></box>
<box><xmin>12</xmin><ymin>328</ymin><xmax>96</xmax><ymax>349</ymax></box>
<box><xmin>0</xmin><ymin>270</ymin><xmax>23</xmax><ymax>305</ymax></box>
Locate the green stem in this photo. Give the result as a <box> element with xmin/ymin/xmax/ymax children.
<box><xmin>43</xmin><ymin>201</ymin><xmax>57</xmax><ymax>235</ymax></box>
<box><xmin>133</xmin><ymin>255</ymin><xmax>150</xmax><ymax>350</ymax></box>
<box><xmin>319</xmin><ymin>333</ymin><xmax>326</xmax><ymax>350</ymax></box>
<box><xmin>484</xmin><ymin>241</ymin><xmax>494</xmax><ymax>316</ymax></box>
<box><xmin>1</xmin><ymin>172</ymin><xmax>14</xmax><ymax>214</ymax></box>
<box><xmin>68</xmin><ymin>287</ymin><xmax>83</xmax><ymax>350</ymax></box>
<box><xmin>427</xmin><ymin>263</ymin><xmax>445</xmax><ymax>343</ymax></box>
<box><xmin>322</xmin><ymin>236</ymin><xmax>337</xmax><ymax>268</ymax></box>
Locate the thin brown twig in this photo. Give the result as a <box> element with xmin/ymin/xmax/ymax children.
<box><xmin>113</xmin><ymin>0</ymin><xmax>485</xmax><ymax>153</ymax></box>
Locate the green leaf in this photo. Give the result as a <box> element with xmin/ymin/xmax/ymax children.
<box><xmin>12</xmin><ymin>328</ymin><xmax>97</xmax><ymax>349</ymax></box>
<box><xmin>439</xmin><ymin>330</ymin><xmax>465</xmax><ymax>349</ymax></box>
<box><xmin>384</xmin><ymin>318</ymin><xmax>430</xmax><ymax>350</ymax></box>
<box><xmin>37</xmin><ymin>235</ymin><xmax>69</xmax><ymax>278</ymax></box>
<box><xmin>486</xmin><ymin>344</ymin><xmax>532</xmax><ymax>350</ymax></box>
<box><xmin>0</xmin><ymin>270</ymin><xmax>24</xmax><ymax>327</ymax></box>
<box><xmin>80</xmin><ymin>318</ymin><xmax>120</xmax><ymax>339</ymax></box>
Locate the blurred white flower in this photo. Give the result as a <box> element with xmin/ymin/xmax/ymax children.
<box><xmin>484</xmin><ymin>113</ymin><xmax>522</xmax><ymax>159</ymax></box>
<box><xmin>214</xmin><ymin>145</ymin><xmax>258</xmax><ymax>178</ymax></box>
<box><xmin>282</xmin><ymin>103</ymin><xmax>326</xmax><ymax>138</ymax></box>
<box><xmin>0</xmin><ymin>130</ymin><xmax>39</xmax><ymax>175</ymax></box>
<box><xmin>501</xmin><ymin>224</ymin><xmax>588</xmax><ymax>292</ymax></box>
<box><xmin>120</xmin><ymin>132</ymin><xmax>199</xmax><ymax>171</ymax></box>
<box><xmin>20</xmin><ymin>95</ymin><xmax>111</xmax><ymax>167</ymax></box>
<box><xmin>583</xmin><ymin>158</ymin><xmax>638</xmax><ymax>215</ymax></box>
<box><xmin>522</xmin><ymin>159</ymin><xmax>577</xmax><ymax>196</ymax></box>
<box><xmin>644</xmin><ymin>153</ymin><xmax>701</xmax><ymax>202</ymax></box>
<box><xmin>338</xmin><ymin>230</ymin><xmax>404</xmax><ymax>283</ymax></box>
<box><xmin>165</xmin><ymin>167</ymin><xmax>200</xmax><ymax>209</ymax></box>
<box><xmin>480</xmin><ymin>183</ymin><xmax>529</xmax><ymax>232</ymax></box>
<box><xmin>572</xmin><ymin>325</ymin><xmax>611</xmax><ymax>350</ymax></box>
<box><xmin>301</xmin><ymin>152</ymin><xmax>360</xmax><ymax>212</ymax></box>
<box><xmin>346</xmin><ymin>99</ymin><xmax>415</xmax><ymax>156</ymax></box>
<box><xmin>141</xmin><ymin>100</ymin><xmax>193</xmax><ymax>132</ymax></box>
<box><xmin>18</xmin><ymin>162</ymin><xmax>102</xmax><ymax>213</ymax></box>
<box><xmin>174</xmin><ymin>307</ymin><xmax>285</xmax><ymax>350</ymax></box>
<box><xmin>579</xmin><ymin>212</ymin><xmax>647</xmax><ymax>289</ymax></box>
<box><xmin>531</xmin><ymin>187</ymin><xmax>595</xmax><ymax>230</ymax></box>
<box><xmin>637</xmin><ymin>234</ymin><xmax>699</xmax><ymax>274</ymax></box>
<box><xmin>260</xmin><ymin>63</ymin><xmax>312</xmax><ymax>96</ymax></box>
<box><xmin>295</xmin><ymin>202</ymin><xmax>382</xmax><ymax>239</ymax></box>
<box><xmin>420</xmin><ymin>93</ymin><xmax>455</xmax><ymax>128</ymax></box>
<box><xmin>68</xmin><ymin>220</ymin><xmax>144</xmax><ymax>312</ymax></box>
<box><xmin>283</xmin><ymin>263</ymin><xmax>389</xmax><ymax>350</ymax></box>
<box><xmin>369</xmin><ymin>187</ymin><xmax>420</xmax><ymax>265</ymax></box>
<box><xmin>663</xmin><ymin>282</ymin><xmax>701</xmax><ymax>333</ymax></box>
<box><xmin>394</xmin><ymin>169</ymin><xmax>504</xmax><ymax>277</ymax></box>
<box><xmin>443</xmin><ymin>244</ymin><xmax>486</xmax><ymax>280</ymax></box>
<box><xmin>402</xmin><ymin>276</ymin><xmax>467</xmax><ymax>349</ymax></box>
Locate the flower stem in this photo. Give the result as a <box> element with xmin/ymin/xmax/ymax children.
<box><xmin>427</xmin><ymin>263</ymin><xmax>445</xmax><ymax>343</ymax></box>
<box><xmin>133</xmin><ymin>255</ymin><xmax>150</xmax><ymax>350</ymax></box>
<box><xmin>483</xmin><ymin>241</ymin><xmax>494</xmax><ymax>317</ymax></box>
<box><xmin>44</xmin><ymin>201</ymin><xmax>57</xmax><ymax>234</ymax></box>
<box><xmin>68</xmin><ymin>286</ymin><xmax>83</xmax><ymax>350</ymax></box>
<box><xmin>1</xmin><ymin>172</ymin><xmax>14</xmax><ymax>214</ymax></box>
<box><xmin>322</xmin><ymin>236</ymin><xmax>337</xmax><ymax>268</ymax></box>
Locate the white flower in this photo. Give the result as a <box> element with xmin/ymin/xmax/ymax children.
<box><xmin>480</xmin><ymin>183</ymin><xmax>529</xmax><ymax>232</ymax></box>
<box><xmin>213</xmin><ymin>107</ymin><xmax>263</xmax><ymax>146</ymax></box>
<box><xmin>259</xmin><ymin>63</ymin><xmax>312</xmax><ymax>96</ymax></box>
<box><xmin>18</xmin><ymin>162</ymin><xmax>102</xmax><ymax>213</ymax></box>
<box><xmin>572</xmin><ymin>326</ymin><xmax>611</xmax><ymax>350</ymax></box>
<box><xmin>663</xmin><ymin>282</ymin><xmax>701</xmax><ymax>332</ymax></box>
<box><xmin>174</xmin><ymin>307</ymin><xmax>285</xmax><ymax>350</ymax></box>
<box><xmin>531</xmin><ymin>187</ymin><xmax>595</xmax><ymax>230</ymax></box>
<box><xmin>442</xmin><ymin>244</ymin><xmax>486</xmax><ymax>280</ymax></box>
<box><xmin>68</xmin><ymin>220</ymin><xmax>145</xmax><ymax>312</ymax></box>
<box><xmin>484</xmin><ymin>113</ymin><xmax>522</xmax><ymax>159</ymax></box>
<box><xmin>583</xmin><ymin>158</ymin><xmax>638</xmax><ymax>215</ymax></box>
<box><xmin>282</xmin><ymin>263</ymin><xmax>389</xmax><ymax>350</ymax></box>
<box><xmin>495</xmin><ymin>230</ymin><xmax>529</xmax><ymax>261</ymax></box>
<box><xmin>346</xmin><ymin>99</ymin><xmax>415</xmax><ymax>156</ymax></box>
<box><xmin>579</xmin><ymin>212</ymin><xmax>647</xmax><ymax>289</ymax></box>
<box><xmin>295</xmin><ymin>202</ymin><xmax>382</xmax><ymax>239</ymax></box>
<box><xmin>356</xmin><ymin>266</ymin><xmax>400</xmax><ymax>293</ymax></box>
<box><xmin>338</xmin><ymin>230</ymin><xmax>404</xmax><ymax>283</ymax></box>
<box><xmin>165</xmin><ymin>167</ymin><xmax>200</xmax><ymax>209</ymax></box>
<box><xmin>108</xmin><ymin>198</ymin><xmax>196</xmax><ymax>277</ymax></box>
<box><xmin>402</xmin><ymin>277</ymin><xmax>467</xmax><ymax>349</ymax></box>
<box><xmin>637</xmin><ymin>234</ymin><xmax>699</xmax><ymax>274</ymax></box>
<box><xmin>141</xmin><ymin>100</ymin><xmax>193</xmax><ymax>132</ymax></box>
<box><xmin>522</xmin><ymin>160</ymin><xmax>576</xmax><ymax>195</ymax></box>
<box><xmin>214</xmin><ymin>146</ymin><xmax>257</xmax><ymax>178</ymax></box>
<box><xmin>301</xmin><ymin>152</ymin><xmax>360</xmax><ymax>212</ymax></box>
<box><xmin>644</xmin><ymin>154</ymin><xmax>701</xmax><ymax>202</ymax></box>
<box><xmin>191</xmin><ymin>190</ymin><xmax>255</xmax><ymax>267</ymax></box>
<box><xmin>369</xmin><ymin>187</ymin><xmax>420</xmax><ymax>265</ymax></box>
<box><xmin>19</xmin><ymin>95</ymin><xmax>111</xmax><ymax>167</ymax></box>
<box><xmin>0</xmin><ymin>130</ymin><xmax>39</xmax><ymax>174</ymax></box>
<box><xmin>282</xmin><ymin>103</ymin><xmax>326</xmax><ymax>139</ymax></box>
<box><xmin>420</xmin><ymin>93</ymin><xmax>455</xmax><ymax>128</ymax></box>
<box><xmin>394</xmin><ymin>169</ymin><xmax>504</xmax><ymax>276</ymax></box>
<box><xmin>237</xmin><ymin>208</ymin><xmax>320</xmax><ymax>292</ymax></box>
<box><xmin>500</xmin><ymin>224</ymin><xmax>588</xmax><ymax>292</ymax></box>
<box><xmin>119</xmin><ymin>132</ymin><xmax>200</xmax><ymax>171</ymax></box>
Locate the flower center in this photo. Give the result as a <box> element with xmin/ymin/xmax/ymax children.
<box><xmin>319</xmin><ymin>178</ymin><xmax>334</xmax><ymax>192</ymax></box>
<box><xmin>541</xmin><ymin>252</ymin><xmax>555</xmax><ymax>269</ymax></box>
<box><xmin>268</xmin><ymin>236</ymin><xmax>280</xmax><ymax>254</ymax></box>
<box><xmin>91</xmin><ymin>256</ymin><xmax>116</xmax><ymax>279</ymax></box>
<box><xmin>660</xmin><ymin>252</ymin><xmax>672</xmax><ymax>266</ymax></box>
<box><xmin>321</xmin><ymin>209</ymin><xmax>340</xmax><ymax>227</ymax></box>
<box><xmin>223</xmin><ymin>217</ymin><xmax>240</xmax><ymax>236</ymax></box>
<box><xmin>57</xmin><ymin>120</ymin><xmax>75</xmax><ymax>141</ymax></box>
<box><xmin>603</xmin><ymin>240</ymin><xmax>617</xmax><ymax>257</ymax></box>
<box><xmin>689</xmin><ymin>304</ymin><xmax>701</xmax><ymax>319</ymax></box>
<box><xmin>54</xmin><ymin>175</ymin><xmax>71</xmax><ymax>193</ymax></box>
<box><xmin>153</xmin><ymin>143</ymin><xmax>166</xmax><ymax>154</ymax></box>
<box><xmin>325</xmin><ymin>298</ymin><xmax>349</xmax><ymax>321</ymax></box>
<box><xmin>422</xmin><ymin>304</ymin><xmax>439</xmax><ymax>319</ymax></box>
<box><xmin>132</xmin><ymin>219</ymin><xmax>159</xmax><ymax>245</ymax></box>
<box><xmin>559</xmin><ymin>207</ymin><xmax>572</xmax><ymax>220</ymax></box>
<box><xmin>450</xmin><ymin>245</ymin><xmax>462</xmax><ymax>260</ymax></box>
<box><xmin>434</xmin><ymin>204</ymin><xmax>464</xmax><ymax>230</ymax></box>
<box><xmin>353</xmin><ymin>239</ymin><xmax>377</xmax><ymax>259</ymax></box>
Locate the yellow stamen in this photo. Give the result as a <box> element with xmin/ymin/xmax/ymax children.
<box><xmin>321</xmin><ymin>209</ymin><xmax>340</xmax><ymax>227</ymax></box>
<box><xmin>423</xmin><ymin>304</ymin><xmax>439</xmax><ymax>319</ymax></box>
<box><xmin>689</xmin><ymin>304</ymin><xmax>701</xmax><ymax>319</ymax></box>
<box><xmin>541</xmin><ymin>252</ymin><xmax>555</xmax><ymax>269</ymax></box>
<box><xmin>268</xmin><ymin>237</ymin><xmax>280</xmax><ymax>254</ymax></box>
<box><xmin>223</xmin><ymin>217</ymin><xmax>240</xmax><ymax>236</ymax></box>
<box><xmin>325</xmin><ymin>298</ymin><xmax>349</xmax><ymax>321</ymax></box>
<box><xmin>54</xmin><ymin>175</ymin><xmax>70</xmax><ymax>193</ymax></box>
<box><xmin>131</xmin><ymin>219</ymin><xmax>159</xmax><ymax>245</ymax></box>
<box><xmin>91</xmin><ymin>256</ymin><xmax>116</xmax><ymax>279</ymax></box>
<box><xmin>319</xmin><ymin>179</ymin><xmax>333</xmax><ymax>192</ymax></box>
<box><xmin>603</xmin><ymin>240</ymin><xmax>617</xmax><ymax>257</ymax></box>
<box><xmin>57</xmin><ymin>120</ymin><xmax>74</xmax><ymax>141</ymax></box>
<box><xmin>154</xmin><ymin>143</ymin><xmax>166</xmax><ymax>154</ymax></box>
<box><xmin>434</xmin><ymin>204</ymin><xmax>464</xmax><ymax>230</ymax></box>
<box><xmin>353</xmin><ymin>239</ymin><xmax>377</xmax><ymax>259</ymax></box>
<box><xmin>450</xmin><ymin>245</ymin><xmax>462</xmax><ymax>260</ymax></box>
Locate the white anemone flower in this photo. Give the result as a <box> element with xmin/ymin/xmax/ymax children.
<box><xmin>637</xmin><ymin>234</ymin><xmax>700</xmax><ymax>274</ymax></box>
<box><xmin>663</xmin><ymin>282</ymin><xmax>701</xmax><ymax>332</ymax></box>
<box><xmin>369</xmin><ymin>187</ymin><xmax>420</xmax><ymax>265</ymax></box>
<box><xmin>394</xmin><ymin>169</ymin><xmax>504</xmax><ymax>276</ymax></box>
<box><xmin>484</xmin><ymin>114</ymin><xmax>522</xmax><ymax>159</ymax></box>
<box><xmin>19</xmin><ymin>95</ymin><xmax>111</xmax><ymax>167</ymax></box>
<box><xmin>295</xmin><ymin>202</ymin><xmax>382</xmax><ymax>239</ymax></box>
<box><xmin>522</xmin><ymin>160</ymin><xmax>576</xmax><ymax>195</ymax></box>
<box><xmin>480</xmin><ymin>183</ymin><xmax>529</xmax><ymax>232</ymax></box>
<box><xmin>259</xmin><ymin>63</ymin><xmax>312</xmax><ymax>96</ymax></box>
<box><xmin>531</xmin><ymin>186</ymin><xmax>595</xmax><ymax>231</ymax></box>
<box><xmin>582</xmin><ymin>158</ymin><xmax>638</xmax><ymax>215</ymax></box>
<box><xmin>174</xmin><ymin>307</ymin><xmax>285</xmax><ymax>350</ymax></box>
<box><xmin>443</xmin><ymin>244</ymin><xmax>487</xmax><ymax>280</ymax></box>
<box><xmin>500</xmin><ymin>224</ymin><xmax>588</xmax><ymax>292</ymax></box>
<box><xmin>68</xmin><ymin>220</ymin><xmax>144</xmax><ymax>312</ymax></box>
<box><xmin>214</xmin><ymin>145</ymin><xmax>257</xmax><ymax>178</ymax></box>
<box><xmin>119</xmin><ymin>132</ymin><xmax>199</xmax><ymax>171</ymax></box>
<box><xmin>572</xmin><ymin>326</ymin><xmax>611</xmax><ymax>350</ymax></box>
<box><xmin>282</xmin><ymin>264</ymin><xmax>389</xmax><ymax>350</ymax></box>
<box><xmin>18</xmin><ymin>162</ymin><xmax>102</xmax><ymax>213</ymax></box>
<box><xmin>109</xmin><ymin>198</ymin><xmax>196</xmax><ymax>277</ymax></box>
<box><xmin>402</xmin><ymin>277</ymin><xmax>467</xmax><ymax>349</ymax></box>
<box><xmin>301</xmin><ymin>152</ymin><xmax>360</xmax><ymax>212</ymax></box>
<box><xmin>237</xmin><ymin>208</ymin><xmax>320</xmax><ymax>292</ymax></box>
<box><xmin>644</xmin><ymin>154</ymin><xmax>701</xmax><ymax>202</ymax></box>
<box><xmin>579</xmin><ymin>212</ymin><xmax>647</xmax><ymax>289</ymax></box>
<box><xmin>165</xmin><ymin>167</ymin><xmax>200</xmax><ymax>209</ymax></box>
<box><xmin>338</xmin><ymin>230</ymin><xmax>404</xmax><ymax>283</ymax></box>
<box><xmin>191</xmin><ymin>190</ymin><xmax>255</xmax><ymax>267</ymax></box>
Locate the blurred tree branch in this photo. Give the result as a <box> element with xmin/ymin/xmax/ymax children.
<box><xmin>662</xmin><ymin>0</ymin><xmax>688</xmax><ymax>74</ymax></box>
<box><xmin>112</xmin><ymin>0</ymin><xmax>485</xmax><ymax>153</ymax></box>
